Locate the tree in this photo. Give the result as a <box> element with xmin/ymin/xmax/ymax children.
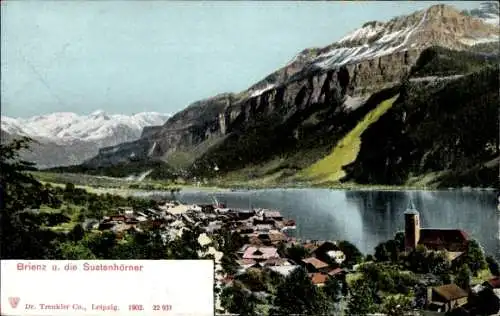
<box><xmin>347</xmin><ymin>279</ymin><xmax>376</xmax><ymax>315</ymax></box>
<box><xmin>455</xmin><ymin>264</ymin><xmax>471</xmax><ymax>291</ymax></box>
<box><xmin>322</xmin><ymin>277</ymin><xmax>343</xmax><ymax>315</ymax></box>
<box><xmin>430</xmin><ymin>251</ymin><xmax>451</xmax><ymax>275</ymax></box>
<box><xmin>87</xmin><ymin>201</ymin><xmax>105</xmax><ymax>219</ymax></box>
<box><xmin>407</xmin><ymin>244</ymin><xmax>428</xmax><ymax>273</ymax></box>
<box><xmin>220</xmin><ymin>253</ymin><xmax>239</xmax><ymax>275</ymax></box>
<box><xmin>65</xmin><ymin>182</ymin><xmax>75</xmax><ymax>192</ymax></box>
<box><xmin>337</xmin><ymin>240</ymin><xmax>363</xmax><ymax>268</ymax></box>
<box><xmin>323</xmin><ymin>277</ymin><xmax>342</xmax><ymax>303</ymax></box>
<box><xmin>381</xmin><ymin>294</ymin><xmax>413</xmax><ymax>316</ymax></box>
<box><xmin>0</xmin><ymin>137</ymin><xmax>62</xmax><ymax>259</ymax></box>
<box><xmin>57</xmin><ymin>241</ymin><xmax>96</xmax><ymax>259</ymax></box>
<box><xmin>374</xmin><ymin>242</ymin><xmax>390</xmax><ymax>262</ymax></box>
<box><xmin>68</xmin><ymin>224</ymin><xmax>85</xmax><ymax>242</ymax></box>
<box><xmin>468</xmin><ymin>287</ymin><xmax>500</xmax><ymax>315</ymax></box>
<box><xmin>285</xmin><ymin>244</ymin><xmax>310</xmax><ymax>264</ymax></box>
<box><xmin>463</xmin><ymin>239</ymin><xmax>487</xmax><ymax>275</ymax></box>
<box><xmin>272</xmin><ymin>267</ymin><xmax>327</xmax><ymax>315</ymax></box>
<box><xmin>486</xmin><ymin>255</ymin><xmax>500</xmax><ymax>276</ymax></box>
<box><xmin>220</xmin><ymin>282</ymin><xmax>257</xmax><ymax>316</ymax></box>
<box><xmin>236</xmin><ymin>269</ymin><xmax>266</xmax><ymax>292</ymax></box>
<box><xmin>83</xmin><ymin>231</ymin><xmax>117</xmax><ymax>259</ymax></box>
<box><xmin>394</xmin><ymin>232</ymin><xmax>405</xmax><ymax>251</ymax></box>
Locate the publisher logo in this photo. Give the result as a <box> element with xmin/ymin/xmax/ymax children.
<box><xmin>8</xmin><ymin>297</ymin><xmax>20</xmax><ymax>309</ymax></box>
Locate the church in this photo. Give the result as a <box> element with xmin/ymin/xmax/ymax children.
<box><xmin>404</xmin><ymin>202</ymin><xmax>469</xmax><ymax>260</ymax></box>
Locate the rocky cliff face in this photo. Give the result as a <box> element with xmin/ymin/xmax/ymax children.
<box><xmin>85</xmin><ymin>3</ymin><xmax>499</xmax><ymax>181</ymax></box>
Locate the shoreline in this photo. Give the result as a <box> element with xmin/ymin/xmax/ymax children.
<box><xmin>39</xmin><ymin>180</ymin><xmax>497</xmax><ymax>195</ymax></box>
<box><xmin>32</xmin><ymin>171</ymin><xmax>497</xmax><ymax>194</ymax></box>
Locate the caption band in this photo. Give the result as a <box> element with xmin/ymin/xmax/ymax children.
<box><xmin>1</xmin><ymin>260</ymin><xmax>214</xmax><ymax>316</ymax></box>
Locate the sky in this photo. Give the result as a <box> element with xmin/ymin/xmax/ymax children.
<box><xmin>1</xmin><ymin>1</ymin><xmax>482</xmax><ymax>118</ymax></box>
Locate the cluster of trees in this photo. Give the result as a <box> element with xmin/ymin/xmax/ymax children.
<box><xmin>222</xmin><ymin>262</ymin><xmax>420</xmax><ymax>316</ymax></box>
<box><xmin>221</xmin><ymin>267</ymin><xmax>344</xmax><ymax>316</ymax></box>
<box><xmin>410</xmin><ymin>46</ymin><xmax>500</xmax><ymax>78</ymax></box>
<box><xmin>47</xmin><ymin>160</ymin><xmax>178</xmax><ymax>181</ymax></box>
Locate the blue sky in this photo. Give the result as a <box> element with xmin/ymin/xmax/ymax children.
<box><xmin>1</xmin><ymin>1</ymin><xmax>481</xmax><ymax>118</ymax></box>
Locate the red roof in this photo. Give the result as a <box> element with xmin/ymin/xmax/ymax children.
<box><xmin>309</xmin><ymin>273</ymin><xmax>328</xmax><ymax>285</ymax></box>
<box><xmin>418</xmin><ymin>229</ymin><xmax>469</xmax><ymax>251</ymax></box>
<box><xmin>487</xmin><ymin>277</ymin><xmax>500</xmax><ymax>289</ymax></box>
<box><xmin>328</xmin><ymin>268</ymin><xmax>344</xmax><ymax>276</ymax></box>
<box><xmin>302</xmin><ymin>257</ymin><xmax>329</xmax><ymax>269</ymax></box>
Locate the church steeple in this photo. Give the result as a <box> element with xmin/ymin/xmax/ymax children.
<box><xmin>404</xmin><ymin>199</ymin><xmax>419</xmax><ymax>215</ymax></box>
<box><xmin>404</xmin><ymin>199</ymin><xmax>420</xmax><ymax>250</ymax></box>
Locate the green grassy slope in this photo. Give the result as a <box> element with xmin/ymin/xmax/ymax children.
<box><xmin>299</xmin><ymin>95</ymin><xmax>399</xmax><ymax>184</ymax></box>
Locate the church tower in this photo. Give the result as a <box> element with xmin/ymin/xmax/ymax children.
<box><xmin>404</xmin><ymin>200</ymin><xmax>420</xmax><ymax>251</ymax></box>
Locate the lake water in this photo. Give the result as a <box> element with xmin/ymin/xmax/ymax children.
<box><xmin>137</xmin><ymin>189</ymin><xmax>500</xmax><ymax>260</ymax></box>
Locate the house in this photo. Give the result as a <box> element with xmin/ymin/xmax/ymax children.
<box><xmin>242</xmin><ymin>246</ymin><xmax>280</xmax><ymax>261</ymax></box>
<box><xmin>302</xmin><ymin>257</ymin><xmax>330</xmax><ymax>273</ymax></box>
<box><xmin>426</xmin><ymin>284</ymin><xmax>468</xmax><ymax>312</ymax></box>
<box><xmin>302</xmin><ymin>241</ymin><xmax>322</xmax><ymax>253</ymax></box>
<box><xmin>237</xmin><ymin>244</ymin><xmax>251</xmax><ymax>256</ymax></box>
<box><xmin>253</xmin><ymin>218</ymin><xmax>275</xmax><ymax>226</ymax></box>
<box><xmin>312</xmin><ymin>241</ymin><xmax>345</xmax><ymax>265</ymax></box>
<box><xmin>98</xmin><ymin>221</ymin><xmax>116</xmax><ymax>230</ymax></box>
<box><xmin>326</xmin><ymin>250</ymin><xmax>346</xmax><ymax>265</ymax></box>
<box><xmin>267</xmin><ymin>265</ymin><xmax>300</xmax><ymax>277</ymax></box>
<box><xmin>261</xmin><ymin>258</ymin><xmax>294</xmax><ymax>267</ymax></box>
<box><xmin>236</xmin><ymin>259</ymin><xmax>257</xmax><ymax>270</ymax></box>
<box><xmin>124</xmin><ymin>216</ymin><xmax>139</xmax><ymax>225</ymax></box>
<box><xmin>255</xmin><ymin>224</ymin><xmax>273</xmax><ymax>232</ymax></box>
<box><xmin>83</xmin><ymin>219</ymin><xmax>100</xmax><ymax>230</ymax></box>
<box><xmin>309</xmin><ymin>273</ymin><xmax>329</xmax><ymax>287</ymax></box>
<box><xmin>236</xmin><ymin>259</ymin><xmax>257</xmax><ymax>274</ymax></box>
<box><xmin>328</xmin><ymin>268</ymin><xmax>345</xmax><ymax>277</ymax></box>
<box><xmin>263</xmin><ymin>210</ymin><xmax>283</xmax><ymax>221</ymax></box>
<box><xmin>109</xmin><ymin>215</ymin><xmax>126</xmax><ymax>222</ymax></box>
<box><xmin>268</xmin><ymin>231</ymin><xmax>287</xmax><ymax>244</ymax></box>
<box><xmin>234</xmin><ymin>210</ymin><xmax>255</xmax><ymax>220</ymax></box>
<box><xmin>248</xmin><ymin>235</ymin><xmax>265</xmax><ymax>246</ymax></box>
<box><xmin>118</xmin><ymin>207</ymin><xmax>134</xmax><ymax>215</ymax></box>
<box><xmin>197</xmin><ymin>233</ymin><xmax>212</xmax><ymax>248</ymax></box>
<box><xmin>198</xmin><ymin>204</ymin><xmax>214</xmax><ymax>212</ymax></box>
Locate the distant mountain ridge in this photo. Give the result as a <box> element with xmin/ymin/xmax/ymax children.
<box><xmin>1</xmin><ymin>111</ymin><xmax>170</xmax><ymax>168</ymax></box>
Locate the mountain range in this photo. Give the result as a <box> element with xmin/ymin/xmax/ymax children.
<box><xmin>1</xmin><ymin>111</ymin><xmax>170</xmax><ymax>168</ymax></box>
<box><xmin>7</xmin><ymin>2</ymin><xmax>500</xmax><ymax>188</ymax></box>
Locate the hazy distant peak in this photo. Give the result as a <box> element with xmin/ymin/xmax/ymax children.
<box><xmin>1</xmin><ymin>111</ymin><xmax>170</xmax><ymax>143</ymax></box>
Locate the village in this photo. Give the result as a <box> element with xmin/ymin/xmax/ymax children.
<box><xmin>93</xmin><ymin>197</ymin><xmax>500</xmax><ymax>315</ymax></box>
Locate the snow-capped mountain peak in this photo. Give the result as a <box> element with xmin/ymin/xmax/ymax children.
<box><xmin>248</xmin><ymin>2</ymin><xmax>499</xmax><ymax>97</ymax></box>
<box><xmin>1</xmin><ymin>111</ymin><xmax>170</xmax><ymax>143</ymax></box>
<box><xmin>1</xmin><ymin>110</ymin><xmax>170</xmax><ymax>168</ymax></box>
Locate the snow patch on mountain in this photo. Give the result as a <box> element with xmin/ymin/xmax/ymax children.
<box><xmin>459</xmin><ymin>35</ymin><xmax>499</xmax><ymax>46</ymax></box>
<box><xmin>279</xmin><ymin>3</ymin><xmax>499</xmax><ymax>75</ymax></box>
<box><xmin>250</xmin><ymin>84</ymin><xmax>276</xmax><ymax>98</ymax></box>
<box><xmin>1</xmin><ymin>111</ymin><xmax>170</xmax><ymax>168</ymax></box>
<box><xmin>1</xmin><ymin>111</ymin><xmax>170</xmax><ymax>144</ymax></box>
<box><xmin>466</xmin><ymin>2</ymin><xmax>500</xmax><ymax>25</ymax></box>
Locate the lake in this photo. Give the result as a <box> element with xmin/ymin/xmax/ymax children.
<box><xmin>136</xmin><ymin>188</ymin><xmax>500</xmax><ymax>260</ymax></box>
